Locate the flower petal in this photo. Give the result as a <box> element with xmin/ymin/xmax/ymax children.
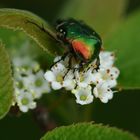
<box><xmin>51</xmin><ymin>81</ymin><xmax>62</xmax><ymax>90</ymax></box>
<box><xmin>44</xmin><ymin>71</ymin><xmax>55</xmax><ymax>82</ymax></box>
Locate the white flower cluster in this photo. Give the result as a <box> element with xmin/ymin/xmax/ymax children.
<box><xmin>44</xmin><ymin>51</ymin><xmax>120</xmax><ymax>105</ymax></box>
<box><xmin>13</xmin><ymin>57</ymin><xmax>51</xmax><ymax>112</ymax></box>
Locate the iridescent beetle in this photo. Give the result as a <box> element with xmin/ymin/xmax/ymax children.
<box><xmin>27</xmin><ymin>18</ymin><xmax>102</xmax><ymax>70</ymax></box>
<box><xmin>55</xmin><ymin>19</ymin><xmax>102</xmax><ymax>70</ymax></box>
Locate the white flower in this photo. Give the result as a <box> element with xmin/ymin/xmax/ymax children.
<box><xmin>54</xmin><ymin>56</ymin><xmax>62</xmax><ymax>62</ymax></box>
<box><xmin>54</xmin><ymin>56</ymin><xmax>69</xmax><ymax>66</ymax></box>
<box><xmin>74</xmin><ymin>68</ymin><xmax>103</xmax><ymax>88</ymax></box>
<box><xmin>93</xmin><ymin>82</ymin><xmax>114</xmax><ymax>103</ymax></box>
<box><xmin>99</xmin><ymin>67</ymin><xmax>120</xmax><ymax>88</ymax></box>
<box><xmin>23</xmin><ymin>70</ymin><xmax>51</xmax><ymax>99</ymax></box>
<box><xmin>74</xmin><ymin>71</ymin><xmax>89</xmax><ymax>88</ymax></box>
<box><xmin>72</xmin><ymin>86</ymin><xmax>93</xmax><ymax>105</ymax></box>
<box><xmin>72</xmin><ymin>69</ymin><xmax>90</xmax><ymax>86</ymax></box>
<box><xmin>63</xmin><ymin>70</ymin><xmax>76</xmax><ymax>90</ymax></box>
<box><xmin>44</xmin><ymin>63</ymin><xmax>67</xmax><ymax>90</ymax></box>
<box><xmin>44</xmin><ymin>50</ymin><xmax>120</xmax><ymax>105</ymax></box>
<box><xmin>13</xmin><ymin>57</ymin><xmax>40</xmax><ymax>73</ymax></box>
<box><xmin>83</xmin><ymin>69</ymin><xmax>103</xmax><ymax>85</ymax></box>
<box><xmin>99</xmin><ymin>51</ymin><xmax>115</xmax><ymax>69</ymax></box>
<box><xmin>13</xmin><ymin>56</ymin><xmax>51</xmax><ymax>112</ymax></box>
<box><xmin>34</xmin><ymin>71</ymin><xmax>51</xmax><ymax>97</ymax></box>
<box><xmin>15</xmin><ymin>90</ymin><xmax>36</xmax><ymax>112</ymax></box>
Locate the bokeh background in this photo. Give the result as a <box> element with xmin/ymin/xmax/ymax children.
<box><xmin>0</xmin><ymin>0</ymin><xmax>140</xmax><ymax>140</ymax></box>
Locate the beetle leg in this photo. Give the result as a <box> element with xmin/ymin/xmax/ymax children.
<box><xmin>50</xmin><ymin>52</ymin><xmax>69</xmax><ymax>69</ymax></box>
<box><xmin>63</xmin><ymin>55</ymin><xmax>73</xmax><ymax>79</ymax></box>
<box><xmin>78</xmin><ymin>61</ymin><xmax>85</xmax><ymax>72</ymax></box>
<box><xmin>94</xmin><ymin>56</ymin><xmax>100</xmax><ymax>71</ymax></box>
<box><xmin>73</xmin><ymin>67</ymin><xmax>78</xmax><ymax>89</ymax></box>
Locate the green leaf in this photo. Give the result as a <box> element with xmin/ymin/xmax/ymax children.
<box><xmin>0</xmin><ymin>42</ymin><xmax>14</xmax><ymax>119</ymax></box>
<box><xmin>41</xmin><ymin>123</ymin><xmax>138</xmax><ymax>140</ymax></box>
<box><xmin>0</xmin><ymin>8</ymin><xmax>61</xmax><ymax>55</ymax></box>
<box><xmin>105</xmin><ymin>10</ymin><xmax>140</xmax><ymax>89</ymax></box>
<box><xmin>59</xmin><ymin>0</ymin><xmax>127</xmax><ymax>38</ymax></box>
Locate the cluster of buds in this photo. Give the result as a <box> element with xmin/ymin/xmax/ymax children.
<box><xmin>12</xmin><ymin>57</ymin><xmax>51</xmax><ymax>112</ymax></box>
<box><xmin>12</xmin><ymin>50</ymin><xmax>120</xmax><ymax>112</ymax></box>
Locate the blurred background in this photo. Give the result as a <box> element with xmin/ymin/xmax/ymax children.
<box><xmin>0</xmin><ymin>0</ymin><xmax>140</xmax><ymax>140</ymax></box>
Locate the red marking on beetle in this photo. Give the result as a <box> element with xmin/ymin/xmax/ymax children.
<box><xmin>72</xmin><ymin>40</ymin><xmax>90</xmax><ymax>60</ymax></box>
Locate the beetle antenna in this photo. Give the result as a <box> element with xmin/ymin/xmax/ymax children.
<box><xmin>25</xmin><ymin>20</ymin><xmax>59</xmax><ymax>42</ymax></box>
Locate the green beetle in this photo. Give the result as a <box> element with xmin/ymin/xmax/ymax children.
<box><xmin>55</xmin><ymin>19</ymin><xmax>102</xmax><ymax>70</ymax></box>
<box><xmin>26</xmin><ymin>18</ymin><xmax>102</xmax><ymax>70</ymax></box>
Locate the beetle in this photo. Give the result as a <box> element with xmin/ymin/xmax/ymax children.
<box><xmin>26</xmin><ymin>18</ymin><xmax>102</xmax><ymax>70</ymax></box>
<box><xmin>55</xmin><ymin>19</ymin><xmax>102</xmax><ymax>70</ymax></box>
